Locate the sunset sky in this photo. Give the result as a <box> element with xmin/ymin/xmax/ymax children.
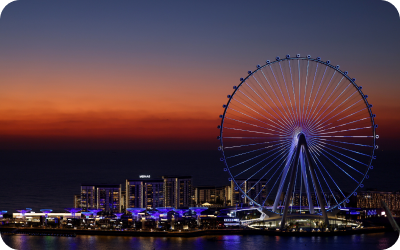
<box><xmin>0</xmin><ymin>0</ymin><xmax>399</xmax><ymax>150</ymax></box>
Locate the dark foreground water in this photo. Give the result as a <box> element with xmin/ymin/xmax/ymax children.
<box><xmin>1</xmin><ymin>232</ymin><xmax>399</xmax><ymax>250</ymax></box>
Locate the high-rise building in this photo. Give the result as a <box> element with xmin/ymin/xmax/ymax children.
<box><xmin>163</xmin><ymin>176</ymin><xmax>192</xmax><ymax>208</ymax></box>
<box><xmin>194</xmin><ymin>185</ymin><xmax>231</xmax><ymax>206</ymax></box>
<box><xmin>74</xmin><ymin>194</ymin><xmax>81</xmax><ymax>208</ymax></box>
<box><xmin>80</xmin><ymin>184</ymin><xmax>121</xmax><ymax>213</ymax></box>
<box><xmin>125</xmin><ymin>176</ymin><xmax>192</xmax><ymax>209</ymax></box>
<box><xmin>126</xmin><ymin>180</ymin><xmax>144</xmax><ymax>208</ymax></box>
<box><xmin>81</xmin><ymin>185</ymin><xmax>97</xmax><ymax>211</ymax></box>
<box><xmin>357</xmin><ymin>191</ymin><xmax>400</xmax><ymax>214</ymax></box>
<box><xmin>144</xmin><ymin>179</ymin><xmax>164</xmax><ymax>208</ymax></box>
<box><xmin>96</xmin><ymin>184</ymin><xmax>122</xmax><ymax>213</ymax></box>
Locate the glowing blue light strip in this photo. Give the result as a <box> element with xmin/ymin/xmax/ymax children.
<box><xmin>301</xmin><ymin>60</ymin><xmax>310</xmax><ymax>125</ymax></box>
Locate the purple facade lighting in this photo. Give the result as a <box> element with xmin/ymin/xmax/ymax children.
<box><xmin>114</xmin><ymin>213</ymin><xmax>124</xmax><ymax>219</ymax></box>
<box><xmin>65</xmin><ymin>208</ymin><xmax>82</xmax><ymax>218</ymax></box>
<box><xmin>81</xmin><ymin>212</ymin><xmax>93</xmax><ymax>219</ymax></box>
<box><xmin>155</xmin><ymin>207</ymin><xmax>174</xmax><ymax>214</ymax></box>
<box><xmin>126</xmin><ymin>208</ymin><xmax>144</xmax><ymax>221</ymax></box>
<box><xmin>174</xmin><ymin>209</ymin><xmax>188</xmax><ymax>217</ymax></box>
<box><xmin>189</xmin><ymin>207</ymin><xmax>208</xmax><ymax>215</ymax></box>
<box><xmin>40</xmin><ymin>209</ymin><xmax>53</xmax><ymax>218</ymax></box>
<box><xmin>0</xmin><ymin>211</ymin><xmax>7</xmax><ymax>218</ymax></box>
<box><xmin>88</xmin><ymin>209</ymin><xmax>102</xmax><ymax>218</ymax></box>
<box><xmin>16</xmin><ymin>208</ymin><xmax>32</xmax><ymax>218</ymax></box>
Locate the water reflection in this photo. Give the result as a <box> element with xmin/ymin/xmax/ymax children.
<box><xmin>1</xmin><ymin>232</ymin><xmax>398</xmax><ymax>250</ymax></box>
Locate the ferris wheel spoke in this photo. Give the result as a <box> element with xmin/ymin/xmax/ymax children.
<box><xmin>279</xmin><ymin>62</ymin><xmax>297</xmax><ymax>123</ymax></box>
<box><xmin>336</xmin><ymin>107</ymin><xmax>366</xmax><ymax>122</ymax></box>
<box><xmin>321</xmin><ymin>144</ymin><xmax>370</xmax><ymax>168</ymax></box>
<box><xmin>304</xmin><ymin>63</ymin><xmax>319</xmax><ymax>124</ymax></box>
<box><xmin>314</xmin><ymin>117</ymin><xmax>368</xmax><ymax>133</ymax></box>
<box><xmin>309</xmin><ymin>150</ymin><xmax>340</xmax><ymax>206</ymax></box>
<box><xmin>310</xmin><ymin>76</ymin><xmax>345</xmax><ymax>125</ymax></box>
<box><xmin>307</xmin><ymin>160</ymin><xmax>328</xmax><ymax>212</ymax></box>
<box><xmin>297</xmin><ymin>60</ymin><xmax>302</xmax><ymax>124</ymax></box>
<box><xmin>307</xmin><ymin>69</ymin><xmax>334</xmax><ymax>124</ymax></box>
<box><xmin>255</xmin><ymin>73</ymin><xmax>293</xmax><ymax>127</ymax></box>
<box><xmin>253</xmin><ymin>158</ymin><xmax>288</xmax><ymax>204</ymax></box>
<box><xmin>269</xmin><ymin>65</ymin><xmax>296</xmax><ymax>126</ymax></box>
<box><xmin>319</xmin><ymin>141</ymin><xmax>372</xmax><ymax>157</ymax></box>
<box><xmin>313</xmin><ymin>97</ymin><xmax>362</xmax><ymax>129</ymax></box>
<box><xmin>313</xmin><ymin>145</ymin><xmax>362</xmax><ymax>181</ymax></box>
<box><xmin>224</xmin><ymin>136</ymin><xmax>290</xmax><ymax>139</ymax></box>
<box><xmin>223</xmin><ymin>139</ymin><xmax>291</xmax><ymax>149</ymax></box>
<box><xmin>310</xmin><ymin>149</ymin><xmax>346</xmax><ymax>200</ymax></box>
<box><xmin>240</xmin><ymin>82</ymin><xmax>288</xmax><ymax>126</ymax></box>
<box><xmin>233</xmin><ymin>146</ymin><xmax>287</xmax><ymax>178</ymax></box>
<box><xmin>288</xmin><ymin>60</ymin><xmax>300</xmax><ymax>125</ymax></box>
<box><xmin>229</xmin><ymin>143</ymin><xmax>289</xmax><ymax>169</ymax></box>
<box><xmin>225</xmin><ymin>117</ymin><xmax>290</xmax><ymax>135</ymax></box>
<box><xmin>229</xmin><ymin>107</ymin><xmax>287</xmax><ymax>132</ymax></box>
<box><xmin>249</xmin><ymin>74</ymin><xmax>291</xmax><ymax>125</ymax></box>
<box><xmin>305</xmin><ymin>66</ymin><xmax>328</xmax><ymax>125</ymax></box>
<box><xmin>243</xmin><ymin>150</ymin><xmax>289</xmax><ymax>192</ymax></box>
<box><xmin>319</xmin><ymin>139</ymin><xmax>374</xmax><ymax>148</ymax></box>
<box><xmin>261</xmin><ymin>165</ymin><xmax>287</xmax><ymax>206</ymax></box>
<box><xmin>316</xmin><ymin>126</ymin><xmax>372</xmax><ymax>135</ymax></box>
<box><xmin>301</xmin><ymin>60</ymin><xmax>310</xmax><ymax>125</ymax></box>
<box><xmin>231</xmin><ymin>97</ymin><xmax>291</xmax><ymax>131</ymax></box>
<box><xmin>311</xmin><ymin>82</ymin><xmax>352</xmax><ymax>127</ymax></box>
<box><xmin>226</xmin><ymin>140</ymin><xmax>289</xmax><ymax>159</ymax></box>
<box><xmin>224</xmin><ymin>127</ymin><xmax>280</xmax><ymax>136</ymax></box>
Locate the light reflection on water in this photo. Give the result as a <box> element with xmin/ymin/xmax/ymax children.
<box><xmin>1</xmin><ymin>232</ymin><xmax>398</xmax><ymax>250</ymax></box>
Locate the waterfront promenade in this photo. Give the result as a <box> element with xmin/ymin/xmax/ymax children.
<box><xmin>0</xmin><ymin>226</ymin><xmax>390</xmax><ymax>237</ymax></box>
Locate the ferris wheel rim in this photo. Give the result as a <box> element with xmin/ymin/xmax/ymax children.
<box><xmin>218</xmin><ymin>55</ymin><xmax>377</xmax><ymax>213</ymax></box>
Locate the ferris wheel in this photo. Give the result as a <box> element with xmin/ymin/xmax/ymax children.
<box><xmin>218</xmin><ymin>54</ymin><xmax>377</xmax><ymax>221</ymax></box>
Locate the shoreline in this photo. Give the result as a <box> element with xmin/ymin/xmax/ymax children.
<box><xmin>0</xmin><ymin>227</ymin><xmax>391</xmax><ymax>237</ymax></box>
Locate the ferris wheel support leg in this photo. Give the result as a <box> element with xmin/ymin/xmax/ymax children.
<box><xmin>301</xmin><ymin>135</ymin><xmax>329</xmax><ymax>227</ymax></box>
<box><xmin>280</xmin><ymin>140</ymin><xmax>302</xmax><ymax>229</ymax></box>
<box><xmin>272</xmin><ymin>143</ymin><xmax>296</xmax><ymax>212</ymax></box>
<box><xmin>300</xmin><ymin>148</ymin><xmax>315</xmax><ymax>214</ymax></box>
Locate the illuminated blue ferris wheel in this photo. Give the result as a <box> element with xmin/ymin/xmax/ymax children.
<box><xmin>218</xmin><ymin>54</ymin><xmax>377</xmax><ymax>224</ymax></box>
